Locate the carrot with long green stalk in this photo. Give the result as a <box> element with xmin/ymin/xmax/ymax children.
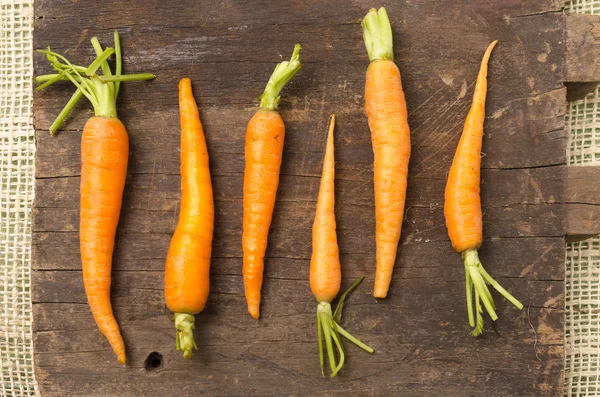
<box><xmin>243</xmin><ymin>44</ymin><xmax>301</xmax><ymax>319</ymax></box>
<box><xmin>164</xmin><ymin>78</ymin><xmax>213</xmax><ymax>359</ymax></box>
<box><xmin>362</xmin><ymin>7</ymin><xmax>411</xmax><ymax>298</ymax></box>
<box><xmin>444</xmin><ymin>40</ymin><xmax>523</xmax><ymax>336</ymax></box>
<box><xmin>36</xmin><ymin>32</ymin><xmax>155</xmax><ymax>364</ymax></box>
<box><xmin>311</xmin><ymin>115</ymin><xmax>373</xmax><ymax>377</ymax></box>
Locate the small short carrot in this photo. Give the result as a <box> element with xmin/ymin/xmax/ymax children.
<box><xmin>311</xmin><ymin>115</ymin><xmax>373</xmax><ymax>378</ymax></box>
<box><xmin>243</xmin><ymin>45</ymin><xmax>301</xmax><ymax>319</ymax></box>
<box><xmin>35</xmin><ymin>32</ymin><xmax>155</xmax><ymax>365</ymax></box>
<box><xmin>444</xmin><ymin>41</ymin><xmax>523</xmax><ymax>336</ymax></box>
<box><xmin>164</xmin><ymin>78</ymin><xmax>214</xmax><ymax>359</ymax></box>
<box><xmin>362</xmin><ymin>8</ymin><xmax>411</xmax><ymax>298</ymax></box>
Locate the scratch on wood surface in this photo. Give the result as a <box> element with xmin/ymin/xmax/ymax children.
<box><xmin>527</xmin><ymin>303</ymin><xmax>542</xmax><ymax>362</ymax></box>
<box><xmin>528</xmin><ymin>174</ymin><xmax>546</xmax><ymax>203</ymax></box>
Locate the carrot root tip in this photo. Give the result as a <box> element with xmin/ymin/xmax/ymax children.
<box><xmin>247</xmin><ymin>304</ymin><xmax>260</xmax><ymax>320</ymax></box>
<box><xmin>117</xmin><ymin>353</ymin><xmax>126</xmax><ymax>365</ymax></box>
<box><xmin>174</xmin><ymin>313</ymin><xmax>197</xmax><ymax>359</ymax></box>
<box><xmin>463</xmin><ymin>249</ymin><xmax>524</xmax><ymax>337</ymax></box>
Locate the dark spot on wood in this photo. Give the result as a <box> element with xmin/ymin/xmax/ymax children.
<box><xmin>144</xmin><ymin>352</ymin><xmax>163</xmax><ymax>372</ymax></box>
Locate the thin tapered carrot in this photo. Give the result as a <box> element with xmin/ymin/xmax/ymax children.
<box><xmin>36</xmin><ymin>32</ymin><xmax>155</xmax><ymax>364</ymax></box>
<box><xmin>164</xmin><ymin>78</ymin><xmax>214</xmax><ymax>359</ymax></box>
<box><xmin>362</xmin><ymin>8</ymin><xmax>411</xmax><ymax>298</ymax></box>
<box><xmin>243</xmin><ymin>45</ymin><xmax>301</xmax><ymax>319</ymax></box>
<box><xmin>444</xmin><ymin>41</ymin><xmax>523</xmax><ymax>336</ymax></box>
<box><xmin>311</xmin><ymin>115</ymin><xmax>373</xmax><ymax>378</ymax></box>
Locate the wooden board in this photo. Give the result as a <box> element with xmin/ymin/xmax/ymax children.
<box><xmin>32</xmin><ymin>1</ymin><xmax>568</xmax><ymax>395</ymax></box>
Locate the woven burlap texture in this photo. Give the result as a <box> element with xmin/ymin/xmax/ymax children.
<box><xmin>0</xmin><ymin>0</ymin><xmax>37</xmax><ymax>396</ymax></box>
<box><xmin>564</xmin><ymin>2</ymin><xmax>600</xmax><ymax>396</ymax></box>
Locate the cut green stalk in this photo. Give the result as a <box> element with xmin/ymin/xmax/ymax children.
<box><xmin>35</xmin><ymin>74</ymin><xmax>68</xmax><ymax>83</ymax></box>
<box><xmin>36</xmin><ymin>72</ymin><xmax>67</xmax><ymax>91</ymax></box>
<box><xmin>259</xmin><ymin>44</ymin><xmax>301</xmax><ymax>110</ymax></box>
<box><xmin>174</xmin><ymin>313</ymin><xmax>197</xmax><ymax>359</ymax></box>
<box><xmin>50</xmin><ymin>89</ymin><xmax>83</xmax><ymax>134</ymax></box>
<box><xmin>36</xmin><ymin>72</ymin><xmax>155</xmax><ymax>84</ymax></box>
<box><xmin>114</xmin><ymin>31</ymin><xmax>122</xmax><ymax>97</ymax></box>
<box><xmin>333</xmin><ymin>275</ymin><xmax>364</xmax><ymax>323</ymax></box>
<box><xmin>463</xmin><ymin>249</ymin><xmax>523</xmax><ymax>336</ymax></box>
<box><xmin>317</xmin><ymin>310</ymin><xmax>325</xmax><ymax>377</ymax></box>
<box><xmin>35</xmin><ymin>31</ymin><xmax>155</xmax><ymax>132</ymax></box>
<box><xmin>362</xmin><ymin>7</ymin><xmax>394</xmax><ymax>62</ymax></box>
<box><xmin>99</xmin><ymin>74</ymin><xmax>156</xmax><ymax>83</ymax></box>
<box><xmin>85</xmin><ymin>47</ymin><xmax>115</xmax><ymax>77</ymax></box>
<box><xmin>89</xmin><ymin>38</ymin><xmax>115</xmax><ymax>104</ymax></box>
<box><xmin>316</xmin><ymin>277</ymin><xmax>374</xmax><ymax>378</ymax></box>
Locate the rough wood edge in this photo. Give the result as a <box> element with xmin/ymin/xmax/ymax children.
<box><xmin>566</xmin><ymin>14</ymin><xmax>600</xmax><ymax>100</ymax></box>
<box><xmin>566</xmin><ymin>166</ymin><xmax>600</xmax><ymax>237</ymax></box>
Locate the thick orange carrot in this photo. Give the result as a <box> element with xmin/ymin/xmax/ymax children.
<box><xmin>80</xmin><ymin>116</ymin><xmax>128</xmax><ymax>365</ymax></box>
<box><xmin>36</xmin><ymin>32</ymin><xmax>155</xmax><ymax>364</ymax></box>
<box><xmin>444</xmin><ymin>41</ymin><xmax>523</xmax><ymax>336</ymax></box>
<box><xmin>243</xmin><ymin>45</ymin><xmax>301</xmax><ymax>319</ymax></box>
<box><xmin>311</xmin><ymin>116</ymin><xmax>373</xmax><ymax>378</ymax></box>
<box><xmin>362</xmin><ymin>8</ymin><xmax>411</xmax><ymax>298</ymax></box>
<box><xmin>164</xmin><ymin>78</ymin><xmax>214</xmax><ymax>359</ymax></box>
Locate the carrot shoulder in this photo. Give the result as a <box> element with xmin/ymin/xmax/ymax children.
<box><xmin>36</xmin><ymin>32</ymin><xmax>154</xmax><ymax>365</ymax></box>
<box><xmin>311</xmin><ymin>116</ymin><xmax>373</xmax><ymax>378</ymax></box>
<box><xmin>362</xmin><ymin>8</ymin><xmax>411</xmax><ymax>299</ymax></box>
<box><xmin>444</xmin><ymin>41</ymin><xmax>523</xmax><ymax>336</ymax></box>
<box><xmin>243</xmin><ymin>45</ymin><xmax>301</xmax><ymax>319</ymax></box>
<box><xmin>164</xmin><ymin>78</ymin><xmax>214</xmax><ymax>359</ymax></box>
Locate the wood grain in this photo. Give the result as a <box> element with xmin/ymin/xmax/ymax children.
<box><xmin>33</xmin><ymin>0</ymin><xmax>566</xmax><ymax>395</ymax></box>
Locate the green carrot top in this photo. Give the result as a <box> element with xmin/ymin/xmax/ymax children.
<box><xmin>35</xmin><ymin>31</ymin><xmax>155</xmax><ymax>134</ymax></box>
<box><xmin>362</xmin><ymin>7</ymin><xmax>394</xmax><ymax>62</ymax></box>
<box><xmin>259</xmin><ymin>44</ymin><xmax>302</xmax><ymax>111</ymax></box>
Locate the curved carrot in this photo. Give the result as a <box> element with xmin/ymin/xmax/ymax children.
<box><xmin>80</xmin><ymin>116</ymin><xmax>128</xmax><ymax>365</ymax></box>
<box><xmin>36</xmin><ymin>32</ymin><xmax>155</xmax><ymax>364</ymax></box>
<box><xmin>243</xmin><ymin>45</ymin><xmax>301</xmax><ymax>319</ymax></box>
<box><xmin>164</xmin><ymin>78</ymin><xmax>214</xmax><ymax>359</ymax></box>
<box><xmin>444</xmin><ymin>41</ymin><xmax>523</xmax><ymax>336</ymax></box>
<box><xmin>311</xmin><ymin>115</ymin><xmax>373</xmax><ymax>378</ymax></box>
<box><xmin>362</xmin><ymin>8</ymin><xmax>411</xmax><ymax>298</ymax></box>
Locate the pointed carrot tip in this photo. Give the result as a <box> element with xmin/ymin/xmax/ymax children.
<box><xmin>248</xmin><ymin>305</ymin><xmax>260</xmax><ymax>320</ymax></box>
<box><xmin>117</xmin><ymin>353</ymin><xmax>126</xmax><ymax>365</ymax></box>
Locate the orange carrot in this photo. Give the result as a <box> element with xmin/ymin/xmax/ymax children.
<box><xmin>362</xmin><ymin>8</ymin><xmax>411</xmax><ymax>298</ymax></box>
<box><xmin>36</xmin><ymin>32</ymin><xmax>155</xmax><ymax>364</ymax></box>
<box><xmin>444</xmin><ymin>41</ymin><xmax>523</xmax><ymax>336</ymax></box>
<box><xmin>164</xmin><ymin>78</ymin><xmax>214</xmax><ymax>359</ymax></box>
<box><xmin>243</xmin><ymin>45</ymin><xmax>301</xmax><ymax>319</ymax></box>
<box><xmin>311</xmin><ymin>115</ymin><xmax>373</xmax><ymax>378</ymax></box>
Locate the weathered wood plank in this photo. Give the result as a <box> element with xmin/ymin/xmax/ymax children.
<box><xmin>566</xmin><ymin>14</ymin><xmax>600</xmax><ymax>83</ymax></box>
<box><xmin>32</xmin><ymin>0</ymin><xmax>567</xmax><ymax>395</ymax></box>
<box><xmin>563</xmin><ymin>166</ymin><xmax>600</xmax><ymax>238</ymax></box>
